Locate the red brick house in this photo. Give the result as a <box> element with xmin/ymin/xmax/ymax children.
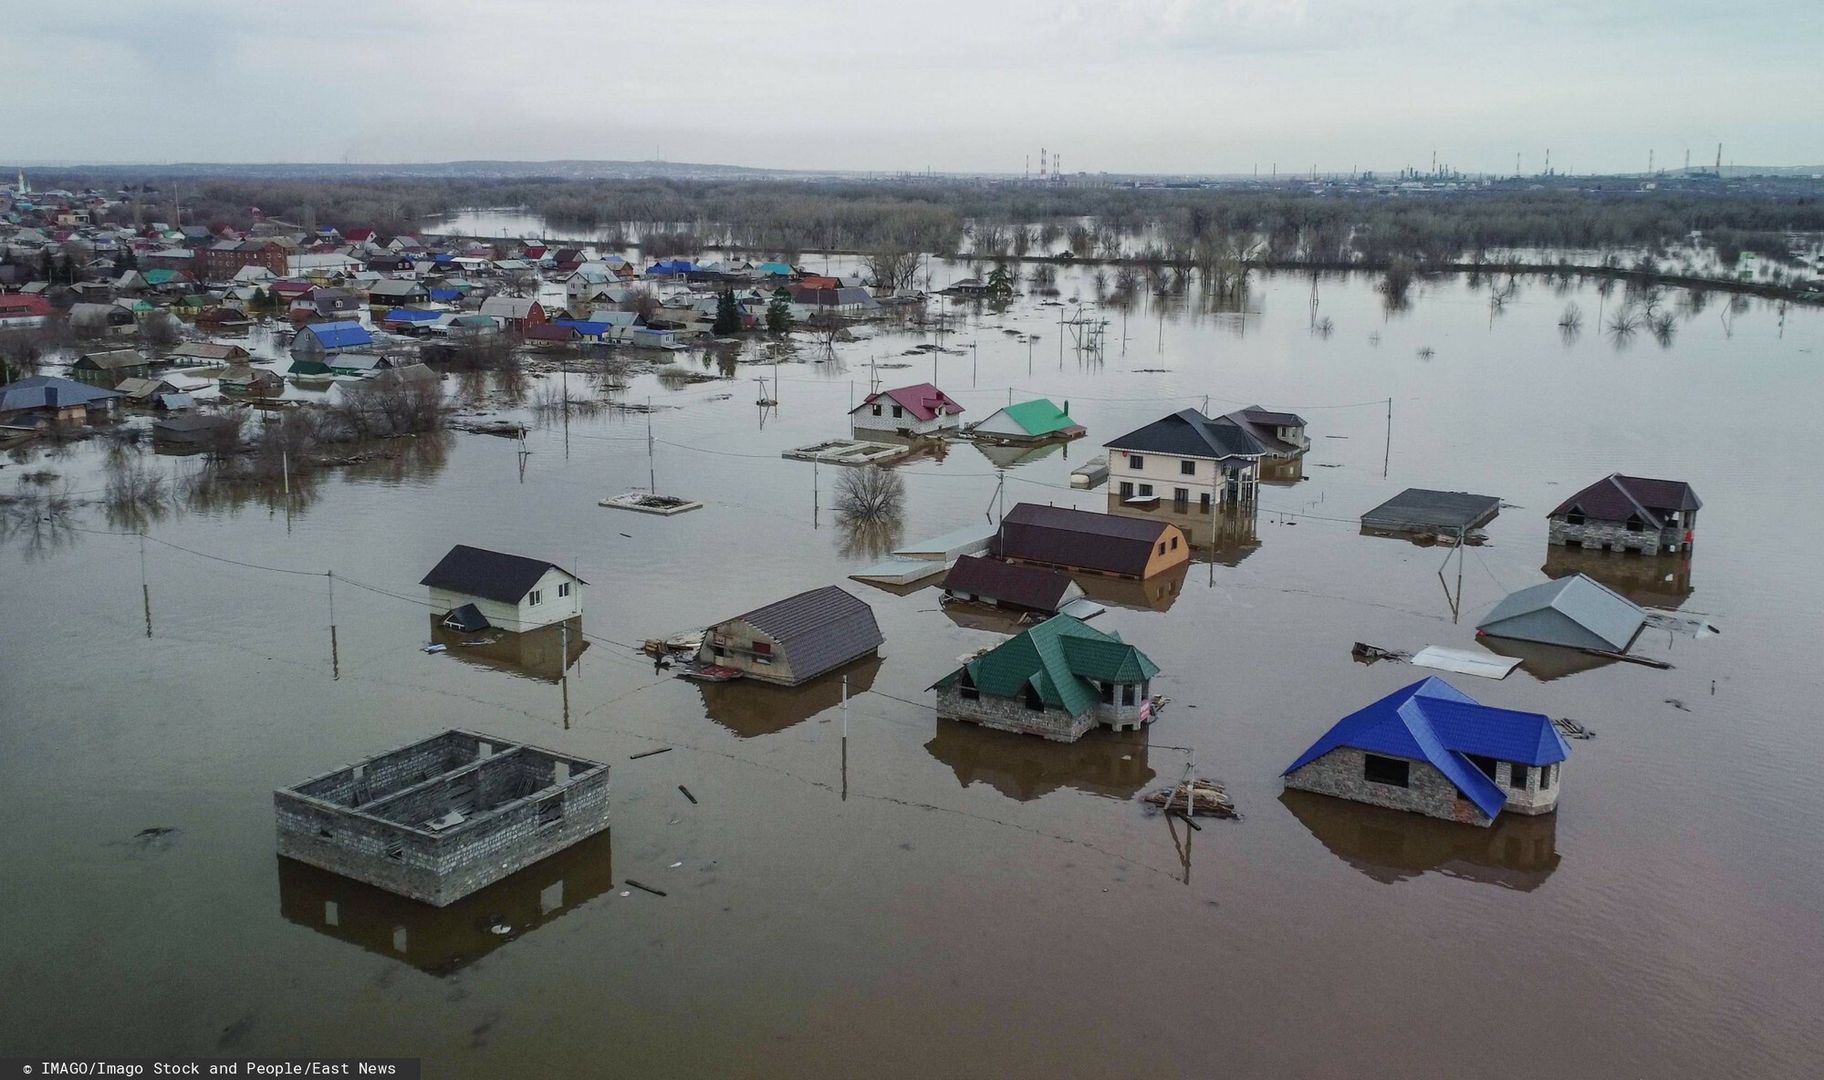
<box><xmin>198</xmin><ymin>239</ymin><xmax>289</xmax><ymax>282</ymax></box>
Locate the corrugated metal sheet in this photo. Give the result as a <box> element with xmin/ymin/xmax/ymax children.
<box><xmin>1360</xmin><ymin>489</ymin><xmax>1501</xmax><ymax>533</ymax></box>
<box><xmin>1410</xmin><ymin>646</ymin><xmax>1522</xmax><ymax>680</ymax></box>
<box><xmin>942</xmin><ymin>555</ymin><xmax>1075</xmax><ymax>612</ymax></box>
<box><xmin>995</xmin><ymin>503</ymin><xmax>1172</xmax><ymax>578</ymax></box>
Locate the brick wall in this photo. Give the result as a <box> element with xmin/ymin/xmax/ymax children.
<box><xmin>1285</xmin><ymin>747</ymin><xmax>1491</xmax><ymax>826</ymax></box>
<box><xmin>1548</xmin><ymin>517</ymin><xmax>1682</xmax><ymax>555</ymax></box>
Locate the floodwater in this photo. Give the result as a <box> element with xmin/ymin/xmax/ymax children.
<box><xmin>4</xmin><ymin>266</ymin><xmax>1823</xmax><ymax>1078</ymax></box>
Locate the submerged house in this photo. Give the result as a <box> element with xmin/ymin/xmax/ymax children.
<box><xmin>1547</xmin><ymin>473</ymin><xmax>1701</xmax><ymax>556</ymax></box>
<box><xmin>698</xmin><ymin>585</ymin><xmax>883</xmax><ymax>687</ymax></box>
<box><xmin>941</xmin><ymin>554</ymin><xmax>1084</xmax><ymax>616</ymax></box>
<box><xmin>72</xmin><ymin>348</ymin><xmax>151</xmax><ymax>379</ymax></box>
<box><xmin>1282</xmin><ymin>677</ymin><xmax>1570</xmax><ymax>826</ymax></box>
<box><xmin>420</xmin><ymin>545</ymin><xmax>585</xmax><ymax>634</ymax></box>
<box><xmin>931</xmin><ymin>614</ymin><xmax>1160</xmax><ymax>742</ymax></box>
<box><xmin>994</xmin><ymin>502</ymin><xmax>1189</xmax><ymax>580</ymax></box>
<box><xmin>968</xmin><ymin>398</ymin><xmax>1084</xmax><ymax>444</ymax></box>
<box><xmin>478</xmin><ymin>295</ymin><xmax>547</xmax><ymax>331</ymax></box>
<box><xmin>1476</xmin><ymin>573</ymin><xmax>1646</xmax><ymax>655</ymax></box>
<box><xmin>1103</xmin><ymin>408</ymin><xmax>1267</xmax><ymax>509</ymax></box>
<box><xmin>290</xmin><ymin>320</ymin><xmax>374</xmax><ymax>359</ymax></box>
<box><xmin>0</xmin><ymin>375</ymin><xmax>120</xmax><ymax>425</ymax></box>
<box><xmin>274</xmin><ymin>729</ymin><xmax>611</xmax><ymax>907</ymax></box>
<box><xmin>1361</xmin><ymin>488</ymin><xmax>1501</xmax><ymax>540</ymax></box>
<box><xmin>850</xmin><ymin>382</ymin><xmax>965</xmax><ymax>439</ymax></box>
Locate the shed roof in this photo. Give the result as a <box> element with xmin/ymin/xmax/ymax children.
<box><xmin>75</xmin><ymin>348</ymin><xmax>147</xmax><ymax>370</ymax></box>
<box><xmin>941</xmin><ymin>614</ymin><xmax>1158</xmax><ymax>719</ymax></box>
<box><xmin>1549</xmin><ymin>473</ymin><xmax>1701</xmax><ymax>528</ymax></box>
<box><xmin>719</xmin><ymin>585</ymin><xmax>882</xmax><ymax>683</ymax></box>
<box><xmin>1361</xmin><ymin>488</ymin><xmax>1501</xmax><ymax>533</ymax></box>
<box><xmin>1477</xmin><ymin>573</ymin><xmax>1646</xmax><ymax>653</ymax></box>
<box><xmin>942</xmin><ymin>555</ymin><xmax>1076</xmax><ymax>612</ymax></box>
<box><xmin>1105</xmin><ymin>408</ymin><xmax>1266</xmax><ymax>460</ymax></box>
<box><xmin>1282</xmin><ymin>677</ymin><xmax>1568</xmax><ymax>819</ymax></box>
<box><xmin>995</xmin><ymin>503</ymin><xmax>1176</xmax><ymax>577</ymax></box>
<box><xmin>419</xmin><ymin>544</ymin><xmax>583</xmax><ymax>605</ymax></box>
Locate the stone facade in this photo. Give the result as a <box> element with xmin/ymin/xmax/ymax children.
<box><xmin>1548</xmin><ymin>515</ymin><xmax>1688</xmax><ymax>556</ymax></box>
<box><xmin>1285</xmin><ymin>747</ymin><xmax>1561</xmax><ymax>826</ymax></box>
<box><xmin>275</xmin><ymin>731</ymin><xmax>611</xmax><ymax>907</ymax></box>
<box><xmin>935</xmin><ymin>683</ymin><xmax>1149</xmax><ymax>743</ymax></box>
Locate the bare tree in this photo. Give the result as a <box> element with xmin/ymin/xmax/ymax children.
<box><xmin>834</xmin><ymin>465</ymin><xmax>905</xmax><ymax>523</ymax></box>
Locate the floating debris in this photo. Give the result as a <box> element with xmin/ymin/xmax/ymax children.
<box><xmin>1352</xmin><ymin>641</ymin><xmax>1409</xmax><ymax>664</ymax></box>
<box><xmin>629</xmin><ymin>747</ymin><xmax>673</xmax><ymax>760</ymax></box>
<box><xmin>624</xmin><ymin>879</ymin><xmax>667</xmax><ymax>897</ymax></box>
<box><xmin>1144</xmin><ymin>779</ymin><xmax>1237</xmax><ymax>819</ymax></box>
<box><xmin>600</xmin><ymin>491</ymin><xmax>704</xmax><ymax>516</ymax></box>
<box><xmin>1554</xmin><ymin>717</ymin><xmax>1597</xmax><ymax>740</ymax></box>
<box><xmin>678</xmin><ymin>785</ymin><xmax>699</xmax><ymax>805</ymax></box>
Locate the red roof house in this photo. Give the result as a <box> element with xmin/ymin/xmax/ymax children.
<box><xmin>849</xmin><ymin>382</ymin><xmax>965</xmax><ymax>437</ymax></box>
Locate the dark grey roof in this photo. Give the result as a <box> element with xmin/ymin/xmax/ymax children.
<box><xmin>1105</xmin><ymin>408</ymin><xmax>1266</xmax><ymax>460</ymax></box>
<box><xmin>1548</xmin><ymin>473</ymin><xmax>1701</xmax><ymax>528</ymax></box>
<box><xmin>441</xmin><ymin>603</ymin><xmax>490</xmax><ymax>632</ymax></box>
<box><xmin>942</xmin><ymin>555</ymin><xmax>1075</xmax><ymax>612</ymax></box>
<box><xmin>722</xmin><ymin>585</ymin><xmax>882</xmax><ymax>683</ymax></box>
<box><xmin>1478</xmin><ymin>573</ymin><xmax>1645</xmax><ymax>653</ymax></box>
<box><xmin>994</xmin><ymin>503</ymin><xmax>1175</xmax><ymax>577</ymax></box>
<box><xmin>420</xmin><ymin>544</ymin><xmax>582</xmax><ymax>605</ymax></box>
<box><xmin>1361</xmin><ymin>489</ymin><xmax>1501</xmax><ymax>532</ymax></box>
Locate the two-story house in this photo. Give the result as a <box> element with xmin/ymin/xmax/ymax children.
<box><xmin>1103</xmin><ymin>408</ymin><xmax>1269</xmax><ymax>510</ymax></box>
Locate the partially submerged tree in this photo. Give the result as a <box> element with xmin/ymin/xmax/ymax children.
<box><xmin>766</xmin><ymin>289</ymin><xmax>794</xmax><ymax>333</ymax></box>
<box><xmin>834</xmin><ymin>465</ymin><xmax>905</xmax><ymax>524</ymax></box>
<box><xmin>712</xmin><ymin>289</ymin><xmax>741</xmax><ymax>335</ymax></box>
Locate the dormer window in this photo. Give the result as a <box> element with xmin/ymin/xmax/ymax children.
<box><xmin>1565</xmin><ymin>508</ymin><xmax>1585</xmax><ymax>526</ymax></box>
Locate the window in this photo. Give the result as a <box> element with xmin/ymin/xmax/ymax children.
<box><xmin>528</xmin><ymin>589</ymin><xmax>543</xmax><ymax>606</ymax></box>
<box><xmin>1467</xmin><ymin>754</ymin><xmax>1499</xmax><ymax>782</ymax></box>
<box><xmin>891</xmin><ymin>404</ymin><xmax>903</xmax><ymax>418</ymax></box>
<box><xmin>1170</xmin><ymin>536</ymin><xmax>1180</xmax><ymax>550</ymax></box>
<box><xmin>1157</xmin><ymin>542</ymin><xmax>1166</xmax><ymax>555</ymax></box>
<box><xmin>1200</xmin><ymin>492</ymin><xmax>1212</xmax><ymax>511</ymax></box>
<box><xmin>1173</xmin><ymin>487</ymin><xmax>1189</xmax><ymax>507</ymax></box>
<box><xmin>1566</xmin><ymin>511</ymin><xmax>1585</xmax><ymax>526</ymax></box>
<box><xmin>1128</xmin><ymin>454</ymin><xmax>1144</xmax><ymax>469</ymax></box>
<box><xmin>1362</xmin><ymin>754</ymin><xmax>1409</xmax><ymax>788</ymax></box>
<box><xmin>1540</xmin><ymin>763</ymin><xmax>1554</xmax><ymax>788</ymax></box>
<box><xmin>557</xmin><ymin>581</ymin><xmax>570</xmax><ymax>598</ymax></box>
<box><xmin>1509</xmin><ymin>764</ymin><xmax>1530</xmax><ymax>789</ymax></box>
<box><xmin>1121</xmin><ymin>684</ymin><xmax>1136</xmax><ymax>706</ymax></box>
<box><xmin>960</xmin><ymin>685</ymin><xmax>979</xmax><ymax>700</ymax></box>
<box><xmin>1119</xmin><ymin>481</ymin><xmax>1134</xmax><ymax>498</ymax></box>
<box><xmin>1100</xmin><ymin>682</ymin><xmax>1115</xmax><ymax>704</ymax></box>
<box><xmin>1138</xmin><ymin>484</ymin><xmax>1153</xmax><ymax>497</ymax></box>
<box><xmin>1626</xmin><ymin>515</ymin><xmax>1644</xmax><ymax>533</ymax></box>
<box><xmin>752</xmin><ymin>641</ymin><xmax>772</xmax><ymax>655</ymax></box>
<box><xmin>1024</xmin><ymin>686</ymin><xmax>1045</xmax><ymax>712</ymax></box>
<box><xmin>538</xmin><ymin>795</ymin><xmax>565</xmax><ymax>827</ymax></box>
<box><xmin>872</xmin><ymin>403</ymin><xmax>882</xmax><ymax>416</ymax></box>
<box><xmin>1180</xmin><ymin>459</ymin><xmax>1196</xmax><ymax>476</ymax></box>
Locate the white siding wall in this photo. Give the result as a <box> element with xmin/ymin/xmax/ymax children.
<box><xmin>428</xmin><ymin>568</ymin><xmax>582</xmax><ymax>634</ymax></box>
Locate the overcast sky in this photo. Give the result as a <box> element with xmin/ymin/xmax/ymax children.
<box><xmin>4</xmin><ymin>0</ymin><xmax>1818</xmax><ymax>175</ymax></box>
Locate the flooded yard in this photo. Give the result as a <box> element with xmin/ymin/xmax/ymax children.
<box><xmin>4</xmin><ymin>267</ymin><xmax>1823</xmax><ymax>1077</ymax></box>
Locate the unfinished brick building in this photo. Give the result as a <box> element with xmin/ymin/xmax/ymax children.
<box><xmin>275</xmin><ymin>730</ymin><xmax>610</xmax><ymax>907</ymax></box>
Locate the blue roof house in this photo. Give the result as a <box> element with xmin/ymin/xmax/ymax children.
<box><xmin>289</xmin><ymin>320</ymin><xmax>374</xmax><ymax>360</ymax></box>
<box><xmin>1282</xmin><ymin>678</ymin><xmax>1570</xmax><ymax>826</ymax></box>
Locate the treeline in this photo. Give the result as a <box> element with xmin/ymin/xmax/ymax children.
<box><xmin>29</xmin><ymin>170</ymin><xmax>1824</xmax><ymax>268</ymax></box>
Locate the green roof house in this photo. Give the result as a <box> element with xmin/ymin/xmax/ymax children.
<box><xmin>931</xmin><ymin>614</ymin><xmax>1160</xmax><ymax>742</ymax></box>
<box><xmin>968</xmin><ymin>398</ymin><xmax>1086</xmax><ymax>444</ymax></box>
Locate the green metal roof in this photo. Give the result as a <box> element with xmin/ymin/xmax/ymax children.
<box><xmin>141</xmin><ymin>269</ymin><xmax>181</xmax><ymax>285</ymax></box>
<box><xmin>943</xmin><ymin>614</ymin><xmax>1157</xmax><ymax>718</ymax></box>
<box><xmin>999</xmin><ymin>398</ymin><xmax>1079</xmax><ymax>437</ymax></box>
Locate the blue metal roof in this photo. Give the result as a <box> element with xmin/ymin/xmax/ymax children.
<box><xmin>428</xmin><ymin>288</ymin><xmax>462</xmax><ymax>302</ymax></box>
<box><xmin>382</xmin><ymin>308</ymin><xmax>442</xmax><ymax>323</ymax></box>
<box><xmin>303</xmin><ymin>321</ymin><xmax>373</xmax><ymax>349</ymax></box>
<box><xmin>555</xmin><ymin>319</ymin><xmax>611</xmax><ymax>335</ymax></box>
<box><xmin>1282</xmin><ymin>677</ymin><xmax>1568</xmax><ymax>819</ymax></box>
<box><xmin>646</xmin><ymin>259</ymin><xmax>696</xmax><ymax>275</ymax></box>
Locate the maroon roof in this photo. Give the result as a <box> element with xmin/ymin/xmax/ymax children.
<box><xmin>524</xmin><ymin>323</ymin><xmax>579</xmax><ymax>342</ymax></box>
<box><xmin>941</xmin><ymin>555</ymin><xmax>1076</xmax><ymax>612</ymax></box>
<box><xmin>994</xmin><ymin>503</ymin><xmax>1177</xmax><ymax>577</ymax></box>
<box><xmin>1549</xmin><ymin>473</ymin><xmax>1701</xmax><ymax>528</ymax></box>
<box><xmin>858</xmin><ymin>382</ymin><xmax>964</xmax><ymax>423</ymax></box>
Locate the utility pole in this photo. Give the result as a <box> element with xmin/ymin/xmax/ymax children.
<box><xmin>1383</xmin><ymin>398</ymin><xmax>1392</xmax><ymax>478</ymax></box>
<box><xmin>646</xmin><ymin>398</ymin><xmax>656</xmax><ymax>494</ymax></box>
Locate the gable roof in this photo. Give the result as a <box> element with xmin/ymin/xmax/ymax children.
<box><xmin>1282</xmin><ymin>677</ymin><xmax>1569</xmax><ymax>819</ymax></box>
<box><xmin>419</xmin><ymin>544</ymin><xmax>581</xmax><ymax>604</ymax></box>
<box><xmin>943</xmin><ymin>614</ymin><xmax>1158</xmax><ymax>719</ymax></box>
<box><xmin>1220</xmin><ymin>406</ymin><xmax>1306</xmax><ymax>455</ymax></box>
<box><xmin>479</xmin><ymin>295</ymin><xmax>540</xmax><ymax>319</ymax></box>
<box><xmin>1477</xmin><ymin>573</ymin><xmax>1646</xmax><ymax>653</ymax></box>
<box><xmin>942</xmin><ymin>555</ymin><xmax>1076</xmax><ymax>611</ymax></box>
<box><xmin>75</xmin><ymin>348</ymin><xmax>147</xmax><ymax>370</ymax></box>
<box><xmin>1549</xmin><ymin>473</ymin><xmax>1701</xmax><ymax>528</ymax></box>
<box><xmin>167</xmin><ymin>342</ymin><xmax>249</xmax><ymax>361</ymax></box>
<box><xmin>1105</xmin><ymin>408</ymin><xmax>1267</xmax><ymax>460</ymax></box>
<box><xmin>995</xmin><ymin>503</ymin><xmax>1177</xmax><ymax>577</ymax></box>
<box><xmin>720</xmin><ymin>585</ymin><xmax>882</xmax><ymax>682</ymax></box>
<box><xmin>300</xmin><ymin>321</ymin><xmax>373</xmax><ymax>349</ymax></box>
<box><xmin>979</xmin><ymin>398</ymin><xmax>1084</xmax><ymax>438</ymax></box>
<box><xmin>854</xmin><ymin>382</ymin><xmax>964</xmax><ymax>422</ymax></box>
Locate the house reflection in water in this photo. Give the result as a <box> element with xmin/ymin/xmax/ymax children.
<box><xmin>426</xmin><ymin>615</ymin><xmax>587</xmax><ymax>683</ymax></box>
<box><xmin>925</xmin><ymin>718</ymin><xmax>1155</xmax><ymax>802</ymax></box>
<box><xmin>276</xmin><ymin>829</ymin><xmax>615</xmax><ymax>976</ymax></box>
<box><xmin>695</xmin><ymin>654</ymin><xmax>882</xmax><ymax>738</ymax></box>
<box><xmin>1279</xmin><ymin>789</ymin><xmax>1561</xmax><ymax>890</ymax></box>
<box><xmin>1069</xmin><ymin>558</ymin><xmax>1191</xmax><ymax>613</ymax></box>
<box><xmin>1542</xmin><ymin>545</ymin><xmax>1694</xmax><ymax>610</ymax></box>
<box><xmin>1475</xmin><ymin>635</ymin><xmax>1621</xmax><ymax>682</ymax></box>
<box><xmin>972</xmin><ymin>439</ymin><xmax>1068</xmax><ymax>471</ymax></box>
<box><xmin>1103</xmin><ymin>493</ymin><xmax>1261</xmax><ymax>568</ymax></box>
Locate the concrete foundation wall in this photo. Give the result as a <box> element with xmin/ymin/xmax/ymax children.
<box><xmin>935</xmin><ymin>686</ymin><xmax>1148</xmax><ymax>743</ymax></box>
<box><xmin>1549</xmin><ymin>517</ymin><xmax>1683</xmax><ymax>555</ymax></box>
<box><xmin>1285</xmin><ymin>748</ymin><xmax>1491</xmax><ymax>826</ymax></box>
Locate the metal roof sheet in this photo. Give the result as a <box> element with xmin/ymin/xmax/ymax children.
<box><xmin>942</xmin><ymin>555</ymin><xmax>1076</xmax><ymax>612</ymax></box>
<box><xmin>419</xmin><ymin>544</ymin><xmax>581</xmax><ymax>605</ymax></box>
<box><xmin>722</xmin><ymin>586</ymin><xmax>883</xmax><ymax>683</ymax></box>
<box><xmin>994</xmin><ymin>503</ymin><xmax>1175</xmax><ymax>577</ymax></box>
<box><xmin>1105</xmin><ymin>408</ymin><xmax>1267</xmax><ymax>461</ymax></box>
<box><xmin>946</xmin><ymin>614</ymin><xmax>1156</xmax><ymax>719</ymax></box>
<box><xmin>1361</xmin><ymin>488</ymin><xmax>1501</xmax><ymax>532</ymax></box>
<box><xmin>1477</xmin><ymin>573</ymin><xmax>1646</xmax><ymax>653</ymax></box>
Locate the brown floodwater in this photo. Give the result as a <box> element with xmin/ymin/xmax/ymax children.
<box><xmin>3</xmin><ymin>267</ymin><xmax>1822</xmax><ymax>1078</ymax></box>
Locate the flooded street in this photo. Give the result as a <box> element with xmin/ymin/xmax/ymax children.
<box><xmin>5</xmin><ymin>267</ymin><xmax>1823</xmax><ymax>1078</ymax></box>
